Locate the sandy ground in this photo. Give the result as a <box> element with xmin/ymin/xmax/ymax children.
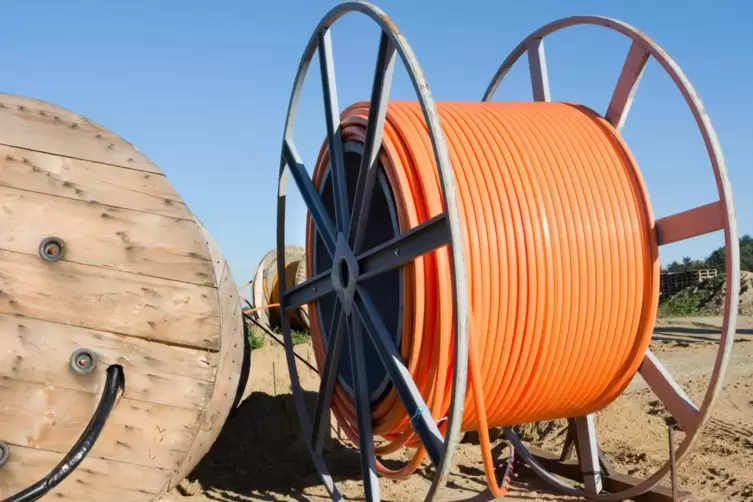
<box><xmin>161</xmin><ymin>317</ymin><xmax>753</xmax><ymax>502</ymax></box>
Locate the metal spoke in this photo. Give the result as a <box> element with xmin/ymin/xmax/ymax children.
<box><xmin>283</xmin><ymin>269</ymin><xmax>334</xmax><ymax>310</ymax></box>
<box><xmin>348</xmin><ymin>32</ymin><xmax>397</xmax><ymax>252</ymax></box>
<box><xmin>357</xmin><ymin>213</ymin><xmax>450</xmax><ymax>282</ymax></box>
<box><xmin>574</xmin><ymin>415</ymin><xmax>602</xmax><ymax>494</ymax></box>
<box><xmin>283</xmin><ymin>139</ymin><xmax>337</xmax><ymax>256</ymax></box>
<box><xmin>350</xmin><ymin>316</ymin><xmax>380</xmax><ymax>501</ymax></box>
<box><xmin>318</xmin><ymin>29</ymin><xmax>349</xmax><ymax>233</ymax></box>
<box><xmin>605</xmin><ymin>40</ymin><xmax>650</xmax><ymax>132</ymax></box>
<box><xmin>526</xmin><ymin>38</ymin><xmax>550</xmax><ymax>102</ymax></box>
<box><xmin>352</xmin><ymin>286</ymin><xmax>445</xmax><ymax>465</ymax></box>
<box><xmin>655</xmin><ymin>201</ymin><xmax>724</xmax><ymax>246</ymax></box>
<box><xmin>639</xmin><ymin>350</ymin><xmax>699</xmax><ymax>432</ymax></box>
<box><xmin>311</xmin><ymin>300</ymin><xmax>347</xmax><ymax>453</ymax></box>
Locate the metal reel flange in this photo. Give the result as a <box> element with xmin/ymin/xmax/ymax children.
<box><xmin>484</xmin><ymin>16</ymin><xmax>739</xmax><ymax>501</ymax></box>
<box><xmin>275</xmin><ymin>2</ymin><xmax>469</xmax><ymax>501</ymax></box>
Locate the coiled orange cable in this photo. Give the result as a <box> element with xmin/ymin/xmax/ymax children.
<box><xmin>305</xmin><ymin>101</ymin><xmax>659</xmax><ymax>496</ymax></box>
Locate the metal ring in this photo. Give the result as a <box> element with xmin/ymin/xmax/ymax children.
<box><xmin>39</xmin><ymin>236</ymin><xmax>66</xmax><ymax>262</ymax></box>
<box><xmin>70</xmin><ymin>348</ymin><xmax>97</xmax><ymax>375</ymax></box>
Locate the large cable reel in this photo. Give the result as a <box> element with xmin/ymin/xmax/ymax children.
<box><xmin>274</xmin><ymin>3</ymin><xmax>739</xmax><ymax>501</ymax></box>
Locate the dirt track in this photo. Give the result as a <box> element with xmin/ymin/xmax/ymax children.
<box><xmin>161</xmin><ymin>317</ymin><xmax>753</xmax><ymax>502</ymax></box>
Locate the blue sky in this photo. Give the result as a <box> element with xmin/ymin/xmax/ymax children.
<box><xmin>1</xmin><ymin>1</ymin><xmax>750</xmax><ymax>284</ymax></box>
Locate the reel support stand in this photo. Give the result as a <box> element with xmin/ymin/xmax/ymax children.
<box><xmin>276</xmin><ymin>3</ymin><xmax>739</xmax><ymax>502</ymax></box>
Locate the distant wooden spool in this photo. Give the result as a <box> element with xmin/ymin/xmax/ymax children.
<box><xmin>250</xmin><ymin>246</ymin><xmax>309</xmax><ymax>331</ymax></box>
<box><xmin>0</xmin><ymin>94</ymin><xmax>245</xmax><ymax>500</ymax></box>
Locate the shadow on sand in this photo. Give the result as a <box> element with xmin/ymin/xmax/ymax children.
<box><xmin>184</xmin><ymin>390</ymin><xmax>366</xmax><ymax>502</ymax></box>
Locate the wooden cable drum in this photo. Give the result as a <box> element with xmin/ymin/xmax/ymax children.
<box><xmin>0</xmin><ymin>94</ymin><xmax>245</xmax><ymax>501</ymax></box>
<box><xmin>249</xmin><ymin>246</ymin><xmax>309</xmax><ymax>331</ymax></box>
<box><xmin>276</xmin><ymin>4</ymin><xmax>739</xmax><ymax>502</ymax></box>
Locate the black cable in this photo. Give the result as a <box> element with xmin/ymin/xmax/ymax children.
<box><xmin>242</xmin><ymin>312</ymin><xmax>319</xmax><ymax>374</ymax></box>
<box><xmin>3</xmin><ymin>365</ymin><xmax>125</xmax><ymax>502</ymax></box>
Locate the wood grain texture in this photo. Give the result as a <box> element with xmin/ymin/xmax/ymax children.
<box><xmin>0</xmin><ymin>185</ymin><xmax>214</xmax><ymax>285</ymax></box>
<box><xmin>0</xmin><ymin>444</ymin><xmax>167</xmax><ymax>501</ymax></box>
<box><xmin>0</xmin><ymin>249</ymin><xmax>220</xmax><ymax>349</ymax></box>
<box><xmin>0</xmin><ymin>313</ymin><xmax>217</xmax><ymax>410</ymax></box>
<box><xmin>0</xmin><ymin>379</ymin><xmax>200</xmax><ymax>470</ymax></box>
<box><xmin>0</xmin><ymin>144</ymin><xmax>189</xmax><ymax>218</ymax></box>
<box><xmin>0</xmin><ymin>94</ymin><xmax>158</xmax><ymax>173</ymax></box>
<box><xmin>197</xmin><ymin>218</ymin><xmax>225</xmax><ymax>283</ymax></box>
<box><xmin>168</xmin><ymin>225</ymin><xmax>245</xmax><ymax>490</ymax></box>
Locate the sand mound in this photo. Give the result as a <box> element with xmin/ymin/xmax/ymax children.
<box><xmin>705</xmin><ymin>270</ymin><xmax>753</xmax><ymax>315</ymax></box>
<box><xmin>659</xmin><ymin>270</ymin><xmax>753</xmax><ymax>316</ymax></box>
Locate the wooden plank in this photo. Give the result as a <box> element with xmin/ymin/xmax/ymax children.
<box><xmin>0</xmin><ymin>144</ymin><xmax>189</xmax><ymax>219</ymax></box>
<box><xmin>0</xmin><ymin>444</ymin><xmax>167</xmax><ymax>501</ymax></box>
<box><xmin>0</xmin><ymin>379</ymin><xmax>199</xmax><ymax>471</ymax></box>
<box><xmin>655</xmin><ymin>201</ymin><xmax>723</xmax><ymax>246</ymax></box>
<box><xmin>0</xmin><ymin>249</ymin><xmax>220</xmax><ymax>349</ymax></box>
<box><xmin>0</xmin><ymin>185</ymin><xmax>214</xmax><ymax>285</ymax></box>
<box><xmin>0</xmin><ymin>94</ymin><xmax>159</xmax><ymax>173</ymax></box>
<box><xmin>0</xmin><ymin>313</ymin><xmax>217</xmax><ymax>410</ymax></box>
<box><xmin>169</xmin><ymin>231</ymin><xmax>245</xmax><ymax>489</ymax></box>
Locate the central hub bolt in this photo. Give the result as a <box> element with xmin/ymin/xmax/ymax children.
<box><xmin>330</xmin><ymin>233</ymin><xmax>359</xmax><ymax>315</ymax></box>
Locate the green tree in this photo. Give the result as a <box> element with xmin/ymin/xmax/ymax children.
<box><xmin>704</xmin><ymin>234</ymin><xmax>753</xmax><ymax>272</ymax></box>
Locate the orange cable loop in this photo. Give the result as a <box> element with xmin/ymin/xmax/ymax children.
<box><xmin>305</xmin><ymin>101</ymin><xmax>659</xmax><ymax>497</ymax></box>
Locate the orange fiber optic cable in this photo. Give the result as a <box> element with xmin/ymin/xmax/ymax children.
<box><xmin>305</xmin><ymin>100</ymin><xmax>659</xmax><ymax>497</ymax></box>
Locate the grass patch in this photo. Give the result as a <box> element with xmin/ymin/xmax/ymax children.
<box><xmin>245</xmin><ymin>321</ymin><xmax>310</xmax><ymax>350</ymax></box>
<box><xmin>291</xmin><ymin>330</ymin><xmax>310</xmax><ymax>345</ymax></box>
<box><xmin>247</xmin><ymin>324</ymin><xmax>265</xmax><ymax>350</ymax></box>
<box><xmin>657</xmin><ymin>275</ymin><xmax>726</xmax><ymax>317</ymax></box>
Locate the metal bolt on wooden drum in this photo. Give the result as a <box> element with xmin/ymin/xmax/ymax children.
<box><xmin>275</xmin><ymin>2</ymin><xmax>739</xmax><ymax>502</ymax></box>
<box><xmin>0</xmin><ymin>94</ymin><xmax>247</xmax><ymax>501</ymax></box>
<box><xmin>69</xmin><ymin>348</ymin><xmax>97</xmax><ymax>375</ymax></box>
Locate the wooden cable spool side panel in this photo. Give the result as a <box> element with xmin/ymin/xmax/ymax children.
<box><xmin>0</xmin><ymin>94</ymin><xmax>242</xmax><ymax>501</ymax></box>
<box><xmin>168</xmin><ymin>222</ymin><xmax>245</xmax><ymax>491</ymax></box>
<box><xmin>0</xmin><ymin>250</ymin><xmax>220</xmax><ymax>349</ymax></box>
<box><xmin>250</xmin><ymin>248</ymin><xmax>275</xmax><ymax>326</ymax></box>
<box><xmin>250</xmin><ymin>245</ymin><xmax>306</xmax><ymax>329</ymax></box>
<box><xmin>0</xmin><ymin>313</ymin><xmax>218</xmax><ymax>410</ymax></box>
<box><xmin>0</xmin><ymin>144</ymin><xmax>191</xmax><ymax>219</ymax></box>
<box><xmin>0</xmin><ymin>445</ymin><xmax>168</xmax><ymax>502</ymax></box>
<box><xmin>0</xmin><ymin>380</ymin><xmax>199</xmax><ymax>470</ymax></box>
<box><xmin>0</xmin><ymin>94</ymin><xmax>158</xmax><ymax>173</ymax></box>
<box><xmin>0</xmin><ymin>184</ymin><xmax>214</xmax><ymax>285</ymax></box>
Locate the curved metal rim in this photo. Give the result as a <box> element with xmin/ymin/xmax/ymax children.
<box><xmin>484</xmin><ymin>15</ymin><xmax>739</xmax><ymax>501</ymax></box>
<box><xmin>276</xmin><ymin>1</ymin><xmax>469</xmax><ymax>501</ymax></box>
